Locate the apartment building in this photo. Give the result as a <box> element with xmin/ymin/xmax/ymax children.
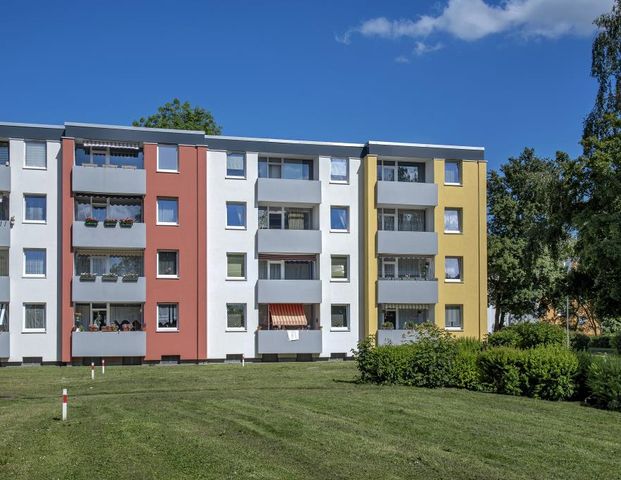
<box><xmin>0</xmin><ymin>120</ymin><xmax>486</xmax><ymax>365</ymax></box>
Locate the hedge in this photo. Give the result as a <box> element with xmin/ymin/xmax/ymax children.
<box><xmin>487</xmin><ymin>322</ymin><xmax>566</xmax><ymax>349</ymax></box>
<box><xmin>586</xmin><ymin>355</ymin><xmax>621</xmax><ymax>411</ymax></box>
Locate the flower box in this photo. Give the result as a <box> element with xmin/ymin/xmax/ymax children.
<box><xmin>119</xmin><ymin>218</ymin><xmax>134</xmax><ymax>228</ymax></box>
<box><xmin>84</xmin><ymin>217</ymin><xmax>99</xmax><ymax>227</ymax></box>
<box><xmin>101</xmin><ymin>273</ymin><xmax>118</xmax><ymax>282</ymax></box>
<box><xmin>79</xmin><ymin>273</ymin><xmax>96</xmax><ymax>282</ymax></box>
<box><xmin>122</xmin><ymin>274</ymin><xmax>139</xmax><ymax>283</ymax></box>
<box><xmin>103</xmin><ymin>219</ymin><xmax>117</xmax><ymax>227</ymax></box>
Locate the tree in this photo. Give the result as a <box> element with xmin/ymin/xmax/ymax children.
<box><xmin>133</xmin><ymin>98</ymin><xmax>221</xmax><ymax>135</ymax></box>
<box><xmin>488</xmin><ymin>148</ymin><xmax>570</xmax><ymax>331</ymax></box>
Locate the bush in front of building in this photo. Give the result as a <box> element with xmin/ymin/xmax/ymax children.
<box><xmin>614</xmin><ymin>332</ymin><xmax>621</xmax><ymax>354</ymax></box>
<box><xmin>586</xmin><ymin>355</ymin><xmax>621</xmax><ymax>411</ymax></box>
<box><xmin>589</xmin><ymin>335</ymin><xmax>613</xmax><ymax>349</ymax></box>
<box><xmin>487</xmin><ymin>322</ymin><xmax>566</xmax><ymax>349</ymax></box>
<box><xmin>570</xmin><ymin>332</ymin><xmax>591</xmax><ymax>351</ymax></box>
<box><xmin>451</xmin><ymin>338</ymin><xmax>485</xmax><ymax>391</ymax></box>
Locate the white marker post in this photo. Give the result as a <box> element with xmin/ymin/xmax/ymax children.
<box><xmin>241</xmin><ymin>354</ymin><xmax>245</xmax><ymax>367</ymax></box>
<box><xmin>62</xmin><ymin>388</ymin><xmax>68</xmax><ymax>421</ymax></box>
<box><xmin>91</xmin><ymin>361</ymin><xmax>95</xmax><ymax>380</ymax></box>
<box><xmin>101</xmin><ymin>358</ymin><xmax>105</xmax><ymax>375</ymax></box>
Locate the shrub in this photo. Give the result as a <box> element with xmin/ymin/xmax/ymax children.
<box><xmin>570</xmin><ymin>332</ymin><xmax>591</xmax><ymax>351</ymax></box>
<box><xmin>455</xmin><ymin>337</ymin><xmax>484</xmax><ymax>353</ymax></box>
<box><xmin>586</xmin><ymin>355</ymin><xmax>621</xmax><ymax>411</ymax></box>
<box><xmin>403</xmin><ymin>335</ymin><xmax>456</xmax><ymax>388</ymax></box>
<box><xmin>614</xmin><ymin>332</ymin><xmax>621</xmax><ymax>354</ymax></box>
<box><xmin>487</xmin><ymin>323</ymin><xmax>566</xmax><ymax>349</ymax></box>
<box><xmin>478</xmin><ymin>347</ymin><xmax>525</xmax><ymax>395</ymax></box>
<box><xmin>589</xmin><ymin>335</ymin><xmax>612</xmax><ymax>349</ymax></box>
<box><xmin>487</xmin><ymin>328</ymin><xmax>521</xmax><ymax>348</ymax></box>
<box><xmin>451</xmin><ymin>347</ymin><xmax>483</xmax><ymax>391</ymax></box>
<box><xmin>573</xmin><ymin>351</ymin><xmax>593</xmax><ymax>401</ymax></box>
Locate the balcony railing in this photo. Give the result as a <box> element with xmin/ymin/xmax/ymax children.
<box><xmin>256</xmin><ymin>178</ymin><xmax>321</xmax><ymax>205</ymax></box>
<box><xmin>376</xmin><ymin>181</ymin><xmax>437</xmax><ymax>207</ymax></box>
<box><xmin>73</xmin><ymin>221</ymin><xmax>146</xmax><ymax>249</ymax></box>
<box><xmin>73</xmin><ymin>164</ymin><xmax>146</xmax><ymax>195</ymax></box>
<box><xmin>377</xmin><ymin>329</ymin><xmax>419</xmax><ymax>346</ymax></box>
<box><xmin>71</xmin><ymin>331</ymin><xmax>146</xmax><ymax>357</ymax></box>
<box><xmin>0</xmin><ymin>331</ymin><xmax>8</xmax><ymax>358</ymax></box>
<box><xmin>377</xmin><ymin>231</ymin><xmax>438</xmax><ymax>256</ymax></box>
<box><xmin>0</xmin><ymin>276</ymin><xmax>9</xmax><ymax>303</ymax></box>
<box><xmin>256</xmin><ymin>329</ymin><xmax>322</xmax><ymax>354</ymax></box>
<box><xmin>256</xmin><ymin>279</ymin><xmax>322</xmax><ymax>304</ymax></box>
<box><xmin>257</xmin><ymin>229</ymin><xmax>321</xmax><ymax>254</ymax></box>
<box><xmin>0</xmin><ymin>165</ymin><xmax>10</xmax><ymax>191</ymax></box>
<box><xmin>376</xmin><ymin>279</ymin><xmax>438</xmax><ymax>304</ymax></box>
<box><xmin>72</xmin><ymin>275</ymin><xmax>146</xmax><ymax>302</ymax></box>
<box><xmin>0</xmin><ymin>221</ymin><xmax>10</xmax><ymax>248</ymax></box>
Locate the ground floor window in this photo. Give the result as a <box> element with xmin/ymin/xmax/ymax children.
<box><xmin>226</xmin><ymin>303</ymin><xmax>246</xmax><ymax>331</ymax></box>
<box><xmin>330</xmin><ymin>305</ymin><xmax>349</xmax><ymax>331</ymax></box>
<box><xmin>74</xmin><ymin>303</ymin><xmax>143</xmax><ymax>332</ymax></box>
<box><xmin>24</xmin><ymin>304</ymin><xmax>46</xmax><ymax>332</ymax></box>
<box><xmin>445</xmin><ymin>305</ymin><xmax>463</xmax><ymax>330</ymax></box>
<box><xmin>157</xmin><ymin>304</ymin><xmax>178</xmax><ymax>331</ymax></box>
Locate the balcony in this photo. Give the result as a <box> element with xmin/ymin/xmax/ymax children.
<box><xmin>377</xmin><ymin>279</ymin><xmax>438</xmax><ymax>304</ymax></box>
<box><xmin>376</xmin><ymin>181</ymin><xmax>438</xmax><ymax>208</ymax></box>
<box><xmin>71</xmin><ymin>331</ymin><xmax>146</xmax><ymax>357</ymax></box>
<box><xmin>73</xmin><ymin>221</ymin><xmax>146</xmax><ymax>249</ymax></box>
<box><xmin>256</xmin><ymin>330</ymin><xmax>322</xmax><ymax>354</ymax></box>
<box><xmin>0</xmin><ymin>332</ymin><xmax>8</xmax><ymax>358</ymax></box>
<box><xmin>377</xmin><ymin>231</ymin><xmax>438</xmax><ymax>255</ymax></box>
<box><xmin>0</xmin><ymin>221</ymin><xmax>10</xmax><ymax>247</ymax></box>
<box><xmin>0</xmin><ymin>165</ymin><xmax>10</xmax><ymax>191</ymax></box>
<box><xmin>257</xmin><ymin>280</ymin><xmax>322</xmax><ymax>304</ymax></box>
<box><xmin>73</xmin><ymin>165</ymin><xmax>146</xmax><ymax>195</ymax></box>
<box><xmin>257</xmin><ymin>229</ymin><xmax>321</xmax><ymax>254</ymax></box>
<box><xmin>0</xmin><ymin>277</ymin><xmax>9</xmax><ymax>303</ymax></box>
<box><xmin>72</xmin><ymin>275</ymin><xmax>146</xmax><ymax>302</ymax></box>
<box><xmin>377</xmin><ymin>329</ymin><xmax>419</xmax><ymax>346</ymax></box>
<box><xmin>256</xmin><ymin>178</ymin><xmax>321</xmax><ymax>205</ymax></box>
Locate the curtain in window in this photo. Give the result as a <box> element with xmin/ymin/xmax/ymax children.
<box><xmin>0</xmin><ymin>250</ymin><xmax>8</xmax><ymax>276</ymax></box>
<box><xmin>74</xmin><ymin>303</ymin><xmax>90</xmax><ymax>329</ymax></box>
<box><xmin>0</xmin><ymin>143</ymin><xmax>8</xmax><ymax>166</ymax></box>
<box><xmin>445</xmin><ymin>307</ymin><xmax>462</xmax><ymax>328</ymax></box>
<box><xmin>158</xmin><ymin>305</ymin><xmax>178</xmax><ymax>328</ymax></box>
<box><xmin>158</xmin><ymin>252</ymin><xmax>177</xmax><ymax>276</ymax></box>
<box><xmin>398</xmin><ymin>257</ymin><xmax>426</xmax><ymax>279</ymax></box>
<box><xmin>91</xmin><ymin>256</ymin><xmax>107</xmax><ymax>275</ymax></box>
<box><xmin>284</xmin><ymin>261</ymin><xmax>312</xmax><ymax>280</ymax></box>
<box><xmin>269</xmin><ymin>263</ymin><xmax>282</xmax><ymax>280</ymax></box>
<box><xmin>398</xmin><ymin>210</ymin><xmax>425</xmax><ymax>232</ymax></box>
<box><xmin>444</xmin><ymin>209</ymin><xmax>460</xmax><ymax>231</ymax></box>
<box><xmin>227</xmin><ymin>153</ymin><xmax>245</xmax><ymax>176</ymax></box>
<box><xmin>330</xmin><ymin>158</ymin><xmax>348</xmax><ymax>181</ymax></box>
<box><xmin>227</xmin><ymin>304</ymin><xmax>245</xmax><ymax>328</ymax></box>
<box><xmin>331</xmin><ymin>207</ymin><xmax>348</xmax><ymax>230</ymax></box>
<box><xmin>445</xmin><ymin>161</ymin><xmax>460</xmax><ymax>184</ymax></box>
<box><xmin>331</xmin><ymin>306</ymin><xmax>348</xmax><ymax>328</ymax></box>
<box><xmin>259</xmin><ymin>261</ymin><xmax>268</xmax><ymax>280</ymax></box>
<box><xmin>110</xmin><ymin>304</ymin><xmax>141</xmax><ymax>325</ymax></box>
<box><xmin>226</xmin><ymin>203</ymin><xmax>245</xmax><ymax>227</ymax></box>
<box><xmin>398</xmin><ymin>163</ymin><xmax>424</xmax><ymax>183</ymax></box>
<box><xmin>158</xmin><ymin>199</ymin><xmax>178</xmax><ymax>223</ymax></box>
<box><xmin>25</xmin><ymin>250</ymin><xmax>45</xmax><ymax>275</ymax></box>
<box><xmin>109</xmin><ymin>199</ymin><xmax>142</xmax><ymax>221</ymax></box>
<box><xmin>227</xmin><ymin>255</ymin><xmax>244</xmax><ymax>277</ymax></box>
<box><xmin>331</xmin><ymin>257</ymin><xmax>347</xmax><ymax>278</ymax></box>
<box><xmin>110</xmin><ymin>148</ymin><xmax>143</xmax><ymax>168</ymax></box>
<box><xmin>286</xmin><ymin>209</ymin><xmax>310</xmax><ymax>230</ymax></box>
<box><xmin>75</xmin><ymin>199</ymin><xmax>91</xmax><ymax>221</ymax></box>
<box><xmin>25</xmin><ymin>196</ymin><xmax>46</xmax><ymax>221</ymax></box>
<box><xmin>26</xmin><ymin>142</ymin><xmax>46</xmax><ymax>168</ymax></box>
<box><xmin>258</xmin><ymin>157</ymin><xmax>268</xmax><ymax>178</ymax></box>
<box><xmin>25</xmin><ymin>305</ymin><xmax>45</xmax><ymax>329</ymax></box>
<box><xmin>0</xmin><ymin>304</ymin><xmax>8</xmax><ymax>332</ymax></box>
<box><xmin>445</xmin><ymin>258</ymin><xmax>461</xmax><ymax>280</ymax></box>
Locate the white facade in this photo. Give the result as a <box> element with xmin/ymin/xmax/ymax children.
<box><xmin>206</xmin><ymin>147</ymin><xmax>361</xmax><ymax>359</ymax></box>
<box><xmin>7</xmin><ymin>139</ymin><xmax>59</xmax><ymax>363</ymax></box>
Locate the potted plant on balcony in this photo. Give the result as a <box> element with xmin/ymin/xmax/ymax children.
<box><xmin>104</xmin><ymin>218</ymin><xmax>117</xmax><ymax>227</ymax></box>
<box><xmin>119</xmin><ymin>218</ymin><xmax>134</xmax><ymax>228</ymax></box>
<box><xmin>88</xmin><ymin>324</ymin><xmax>99</xmax><ymax>332</ymax></box>
<box><xmin>382</xmin><ymin>321</ymin><xmax>395</xmax><ymax>330</ymax></box>
<box><xmin>122</xmin><ymin>273</ymin><xmax>139</xmax><ymax>283</ymax></box>
<box><xmin>84</xmin><ymin>217</ymin><xmax>98</xmax><ymax>227</ymax></box>
<box><xmin>102</xmin><ymin>273</ymin><xmax>118</xmax><ymax>282</ymax></box>
<box><xmin>79</xmin><ymin>272</ymin><xmax>96</xmax><ymax>282</ymax></box>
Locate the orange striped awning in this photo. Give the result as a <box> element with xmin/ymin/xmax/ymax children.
<box><xmin>270</xmin><ymin>304</ymin><xmax>308</xmax><ymax>327</ymax></box>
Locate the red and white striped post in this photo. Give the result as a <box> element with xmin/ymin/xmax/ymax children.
<box><xmin>91</xmin><ymin>361</ymin><xmax>95</xmax><ymax>380</ymax></box>
<box><xmin>101</xmin><ymin>358</ymin><xmax>105</xmax><ymax>375</ymax></box>
<box><xmin>61</xmin><ymin>388</ymin><xmax>68</xmax><ymax>421</ymax></box>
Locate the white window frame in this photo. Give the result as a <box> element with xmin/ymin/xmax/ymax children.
<box><xmin>157</xmin><ymin>251</ymin><xmax>179</xmax><ymax>279</ymax></box>
<box><xmin>225</xmin><ymin>202</ymin><xmax>247</xmax><ymax>230</ymax></box>
<box><xmin>444</xmin><ymin>208</ymin><xmax>462</xmax><ymax>234</ymax></box>
<box><xmin>330</xmin><ymin>206</ymin><xmax>349</xmax><ymax>233</ymax></box>
<box><xmin>444</xmin><ymin>160</ymin><xmax>462</xmax><ymax>186</ymax></box>
<box><xmin>226</xmin><ymin>303</ymin><xmax>247</xmax><ymax>332</ymax></box>
<box><xmin>378</xmin><ymin>208</ymin><xmax>396</xmax><ymax>231</ymax></box>
<box><xmin>23</xmin><ymin>303</ymin><xmax>46</xmax><ymax>333</ymax></box>
<box><xmin>330</xmin><ymin>157</ymin><xmax>349</xmax><ymax>184</ymax></box>
<box><xmin>330</xmin><ymin>304</ymin><xmax>350</xmax><ymax>331</ymax></box>
<box><xmin>381</xmin><ymin>257</ymin><xmax>397</xmax><ymax>278</ymax></box>
<box><xmin>156</xmin><ymin>197</ymin><xmax>179</xmax><ymax>226</ymax></box>
<box><xmin>266</xmin><ymin>260</ymin><xmax>284</xmax><ymax>280</ymax></box>
<box><xmin>23</xmin><ymin>194</ymin><xmax>47</xmax><ymax>224</ymax></box>
<box><xmin>24</xmin><ymin>140</ymin><xmax>47</xmax><ymax>170</ymax></box>
<box><xmin>23</xmin><ymin>248</ymin><xmax>46</xmax><ymax>278</ymax></box>
<box><xmin>445</xmin><ymin>256</ymin><xmax>463</xmax><ymax>283</ymax></box>
<box><xmin>156</xmin><ymin>303</ymin><xmax>179</xmax><ymax>332</ymax></box>
<box><xmin>445</xmin><ymin>305</ymin><xmax>463</xmax><ymax>331</ymax></box>
<box><xmin>157</xmin><ymin>144</ymin><xmax>179</xmax><ymax>173</ymax></box>
<box><xmin>226</xmin><ymin>152</ymin><xmax>246</xmax><ymax>179</ymax></box>
<box><xmin>226</xmin><ymin>253</ymin><xmax>246</xmax><ymax>281</ymax></box>
<box><xmin>330</xmin><ymin>255</ymin><xmax>349</xmax><ymax>282</ymax></box>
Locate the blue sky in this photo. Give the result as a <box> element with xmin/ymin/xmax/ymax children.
<box><xmin>0</xmin><ymin>0</ymin><xmax>612</xmax><ymax>170</ymax></box>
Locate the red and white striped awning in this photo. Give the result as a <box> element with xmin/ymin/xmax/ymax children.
<box><xmin>270</xmin><ymin>304</ymin><xmax>308</xmax><ymax>327</ymax></box>
<box><xmin>83</xmin><ymin>140</ymin><xmax>140</xmax><ymax>150</ymax></box>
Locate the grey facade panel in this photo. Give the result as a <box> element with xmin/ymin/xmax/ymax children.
<box><xmin>0</xmin><ymin>222</ymin><xmax>10</xmax><ymax>248</ymax></box>
<box><xmin>376</xmin><ymin>329</ymin><xmax>419</xmax><ymax>346</ymax></box>
<box><xmin>206</xmin><ymin>137</ymin><xmax>364</xmax><ymax>157</ymax></box>
<box><xmin>0</xmin><ymin>166</ymin><xmax>11</xmax><ymax>191</ymax></box>
<box><xmin>71</xmin><ymin>332</ymin><xmax>146</xmax><ymax>357</ymax></box>
<box><xmin>377</xmin><ymin>231</ymin><xmax>438</xmax><ymax>255</ymax></box>
<box><xmin>257</xmin><ymin>280</ymin><xmax>322</xmax><ymax>304</ymax></box>
<box><xmin>0</xmin><ymin>124</ymin><xmax>64</xmax><ymax>141</ymax></box>
<box><xmin>376</xmin><ymin>181</ymin><xmax>438</xmax><ymax>207</ymax></box>
<box><xmin>256</xmin><ymin>178</ymin><xmax>321</xmax><ymax>205</ymax></box>
<box><xmin>257</xmin><ymin>229</ymin><xmax>321</xmax><ymax>254</ymax></box>
<box><xmin>377</xmin><ymin>280</ymin><xmax>439</xmax><ymax>304</ymax></box>
<box><xmin>72</xmin><ymin>276</ymin><xmax>146</xmax><ymax>302</ymax></box>
<box><xmin>72</xmin><ymin>165</ymin><xmax>147</xmax><ymax>195</ymax></box>
<box><xmin>0</xmin><ymin>332</ymin><xmax>9</xmax><ymax>358</ymax></box>
<box><xmin>256</xmin><ymin>330</ymin><xmax>322</xmax><ymax>354</ymax></box>
<box><xmin>73</xmin><ymin>222</ymin><xmax>146</xmax><ymax>249</ymax></box>
<box><xmin>0</xmin><ymin>277</ymin><xmax>9</xmax><ymax>303</ymax></box>
<box><xmin>368</xmin><ymin>143</ymin><xmax>484</xmax><ymax>161</ymax></box>
<box><xmin>65</xmin><ymin>123</ymin><xmax>206</xmax><ymax>146</ymax></box>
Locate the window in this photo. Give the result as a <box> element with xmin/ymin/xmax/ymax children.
<box><xmin>331</xmin><ymin>256</ymin><xmax>348</xmax><ymax>280</ymax></box>
<box><xmin>226</xmin><ymin>253</ymin><xmax>245</xmax><ymax>279</ymax></box>
<box><xmin>0</xmin><ymin>142</ymin><xmax>9</xmax><ymax>166</ymax></box>
<box><xmin>157</xmin><ymin>145</ymin><xmax>178</xmax><ymax>172</ymax></box>
<box><xmin>258</xmin><ymin>157</ymin><xmax>313</xmax><ymax>180</ymax></box>
<box><xmin>445</xmin><ymin>257</ymin><xmax>462</xmax><ymax>282</ymax></box>
<box><xmin>25</xmin><ymin>141</ymin><xmax>46</xmax><ymax>169</ymax></box>
<box><xmin>445</xmin><ymin>305</ymin><xmax>463</xmax><ymax>330</ymax></box>
<box><xmin>24</xmin><ymin>304</ymin><xmax>46</xmax><ymax>332</ymax></box>
<box><xmin>157</xmin><ymin>304</ymin><xmax>178</xmax><ymax>331</ymax></box>
<box><xmin>398</xmin><ymin>210</ymin><xmax>425</xmax><ymax>232</ymax></box>
<box><xmin>226</xmin><ymin>152</ymin><xmax>246</xmax><ymax>178</ymax></box>
<box><xmin>444</xmin><ymin>208</ymin><xmax>462</xmax><ymax>233</ymax></box>
<box><xmin>331</xmin><ymin>305</ymin><xmax>349</xmax><ymax>330</ymax></box>
<box><xmin>226</xmin><ymin>303</ymin><xmax>246</xmax><ymax>330</ymax></box>
<box><xmin>445</xmin><ymin>160</ymin><xmax>461</xmax><ymax>185</ymax></box>
<box><xmin>377</xmin><ymin>160</ymin><xmax>425</xmax><ymax>182</ymax></box>
<box><xmin>157</xmin><ymin>251</ymin><xmax>178</xmax><ymax>278</ymax></box>
<box><xmin>76</xmin><ymin>254</ymin><xmax>143</xmax><ymax>276</ymax></box>
<box><xmin>75</xmin><ymin>195</ymin><xmax>142</xmax><ymax>222</ymax></box>
<box><xmin>24</xmin><ymin>249</ymin><xmax>46</xmax><ymax>277</ymax></box>
<box><xmin>157</xmin><ymin>198</ymin><xmax>178</xmax><ymax>225</ymax></box>
<box><xmin>0</xmin><ymin>303</ymin><xmax>8</xmax><ymax>332</ymax></box>
<box><xmin>330</xmin><ymin>206</ymin><xmax>349</xmax><ymax>231</ymax></box>
<box><xmin>258</xmin><ymin>206</ymin><xmax>312</xmax><ymax>230</ymax></box>
<box><xmin>76</xmin><ymin>145</ymin><xmax>143</xmax><ymax>168</ymax></box>
<box><xmin>226</xmin><ymin>202</ymin><xmax>246</xmax><ymax>229</ymax></box>
<box><xmin>330</xmin><ymin>158</ymin><xmax>348</xmax><ymax>183</ymax></box>
<box><xmin>24</xmin><ymin>194</ymin><xmax>46</xmax><ymax>222</ymax></box>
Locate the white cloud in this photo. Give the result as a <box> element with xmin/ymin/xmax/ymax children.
<box><xmin>413</xmin><ymin>42</ymin><xmax>444</xmax><ymax>56</ymax></box>
<box><xmin>394</xmin><ymin>55</ymin><xmax>411</xmax><ymax>64</ymax></box>
<box><xmin>338</xmin><ymin>0</ymin><xmax>613</xmax><ymax>44</ymax></box>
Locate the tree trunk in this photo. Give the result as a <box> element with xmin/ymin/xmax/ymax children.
<box><xmin>494</xmin><ymin>308</ymin><xmax>505</xmax><ymax>332</ymax></box>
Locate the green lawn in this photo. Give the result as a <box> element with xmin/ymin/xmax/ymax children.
<box><xmin>0</xmin><ymin>362</ymin><xmax>619</xmax><ymax>480</ymax></box>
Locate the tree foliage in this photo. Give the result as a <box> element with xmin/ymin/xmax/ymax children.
<box><xmin>133</xmin><ymin>98</ymin><xmax>221</xmax><ymax>135</ymax></box>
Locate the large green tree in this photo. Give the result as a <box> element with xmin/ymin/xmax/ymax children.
<box><xmin>488</xmin><ymin>149</ymin><xmax>569</xmax><ymax>331</ymax></box>
<box><xmin>133</xmin><ymin>98</ymin><xmax>221</xmax><ymax>135</ymax></box>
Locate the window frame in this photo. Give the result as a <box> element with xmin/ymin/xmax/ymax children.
<box><xmin>445</xmin><ymin>256</ymin><xmax>463</xmax><ymax>283</ymax></box>
<box><xmin>156</xmin><ymin>303</ymin><xmax>179</xmax><ymax>332</ymax></box>
<box><xmin>23</xmin><ymin>303</ymin><xmax>46</xmax><ymax>333</ymax></box>
<box><xmin>330</xmin><ymin>157</ymin><xmax>349</xmax><ymax>184</ymax></box>
<box><xmin>156</xmin><ymin>250</ymin><xmax>179</xmax><ymax>279</ymax></box>
<box><xmin>226</xmin><ymin>152</ymin><xmax>246</xmax><ymax>179</ymax></box>
<box><xmin>156</xmin><ymin>197</ymin><xmax>179</xmax><ymax>226</ymax></box>
<box><xmin>445</xmin><ymin>305</ymin><xmax>463</xmax><ymax>331</ymax></box>
<box><xmin>157</xmin><ymin>144</ymin><xmax>179</xmax><ymax>173</ymax></box>
<box><xmin>330</xmin><ymin>304</ymin><xmax>350</xmax><ymax>331</ymax></box>
<box><xmin>226</xmin><ymin>253</ymin><xmax>246</xmax><ymax>281</ymax></box>
<box><xmin>23</xmin><ymin>194</ymin><xmax>47</xmax><ymax>224</ymax></box>
<box><xmin>225</xmin><ymin>202</ymin><xmax>247</xmax><ymax>230</ymax></box>
<box><xmin>444</xmin><ymin>208</ymin><xmax>462</xmax><ymax>234</ymax></box>
<box><xmin>226</xmin><ymin>303</ymin><xmax>247</xmax><ymax>332</ymax></box>
<box><xmin>23</xmin><ymin>248</ymin><xmax>46</xmax><ymax>278</ymax></box>
<box><xmin>444</xmin><ymin>160</ymin><xmax>462</xmax><ymax>186</ymax></box>
<box><xmin>330</xmin><ymin>206</ymin><xmax>350</xmax><ymax>232</ymax></box>
<box><xmin>24</xmin><ymin>140</ymin><xmax>47</xmax><ymax>170</ymax></box>
<box><xmin>330</xmin><ymin>255</ymin><xmax>349</xmax><ymax>281</ymax></box>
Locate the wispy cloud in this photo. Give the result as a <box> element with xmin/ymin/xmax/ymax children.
<box><xmin>413</xmin><ymin>42</ymin><xmax>444</xmax><ymax>56</ymax></box>
<box><xmin>337</xmin><ymin>0</ymin><xmax>613</xmax><ymax>48</ymax></box>
<box><xmin>394</xmin><ymin>55</ymin><xmax>411</xmax><ymax>64</ymax></box>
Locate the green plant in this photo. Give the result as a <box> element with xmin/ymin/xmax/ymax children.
<box><xmin>586</xmin><ymin>355</ymin><xmax>621</xmax><ymax>411</ymax></box>
<box><xmin>451</xmin><ymin>348</ymin><xmax>484</xmax><ymax>391</ymax></box>
<box><xmin>382</xmin><ymin>322</ymin><xmax>395</xmax><ymax>330</ymax></box>
<box><xmin>574</xmin><ymin>351</ymin><xmax>593</xmax><ymax>401</ymax></box>
<box><xmin>590</xmin><ymin>335</ymin><xmax>612</xmax><ymax>349</ymax></box>
<box><xmin>478</xmin><ymin>347</ymin><xmax>525</xmax><ymax>396</ymax></box>
<box><xmin>613</xmin><ymin>332</ymin><xmax>621</xmax><ymax>354</ymax></box>
<box><xmin>403</xmin><ymin>321</ymin><xmax>416</xmax><ymax>330</ymax></box>
<box><xmin>487</xmin><ymin>323</ymin><xmax>565</xmax><ymax>349</ymax></box>
<box><xmin>487</xmin><ymin>328</ymin><xmax>521</xmax><ymax>347</ymax></box>
<box><xmin>570</xmin><ymin>332</ymin><xmax>591</xmax><ymax>351</ymax></box>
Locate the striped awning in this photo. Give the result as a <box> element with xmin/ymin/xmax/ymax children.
<box><xmin>83</xmin><ymin>140</ymin><xmax>140</xmax><ymax>150</ymax></box>
<box><xmin>383</xmin><ymin>304</ymin><xmax>431</xmax><ymax>310</ymax></box>
<box><xmin>270</xmin><ymin>304</ymin><xmax>308</xmax><ymax>327</ymax></box>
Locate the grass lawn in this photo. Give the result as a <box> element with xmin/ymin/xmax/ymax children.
<box><xmin>0</xmin><ymin>362</ymin><xmax>619</xmax><ymax>480</ymax></box>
